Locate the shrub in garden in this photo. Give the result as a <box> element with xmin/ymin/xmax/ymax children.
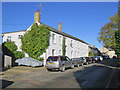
<box><xmin>13</xmin><ymin>51</ymin><xmax>25</xmax><ymax>59</ymax></box>
<box><xmin>21</xmin><ymin>23</ymin><xmax>50</xmax><ymax>60</ymax></box>
<box><xmin>2</xmin><ymin>41</ymin><xmax>17</xmax><ymax>56</ymax></box>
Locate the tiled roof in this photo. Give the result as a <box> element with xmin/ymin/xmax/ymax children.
<box><xmin>41</xmin><ymin>23</ymin><xmax>89</xmax><ymax>45</ymax></box>
<box><xmin>2</xmin><ymin>22</ymin><xmax>89</xmax><ymax>45</ymax></box>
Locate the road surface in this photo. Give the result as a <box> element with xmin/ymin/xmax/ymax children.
<box><xmin>2</xmin><ymin>59</ymin><xmax>119</xmax><ymax>88</ymax></box>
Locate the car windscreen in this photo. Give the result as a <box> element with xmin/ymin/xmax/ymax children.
<box><xmin>71</xmin><ymin>58</ymin><xmax>77</xmax><ymax>61</ymax></box>
<box><xmin>80</xmin><ymin>57</ymin><xmax>85</xmax><ymax>60</ymax></box>
<box><xmin>47</xmin><ymin>56</ymin><xmax>58</xmax><ymax>61</ymax></box>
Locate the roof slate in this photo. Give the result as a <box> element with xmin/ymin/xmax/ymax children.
<box><xmin>2</xmin><ymin>22</ymin><xmax>89</xmax><ymax>45</ymax></box>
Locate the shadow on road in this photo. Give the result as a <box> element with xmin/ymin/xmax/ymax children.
<box><xmin>97</xmin><ymin>59</ymin><xmax>118</xmax><ymax>67</ymax></box>
<box><xmin>73</xmin><ymin>59</ymin><xmax>120</xmax><ymax>88</ymax></box>
<box><xmin>1</xmin><ymin>79</ymin><xmax>14</xmax><ymax>89</ymax></box>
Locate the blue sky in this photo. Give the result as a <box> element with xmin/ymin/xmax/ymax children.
<box><xmin>2</xmin><ymin>2</ymin><xmax>118</xmax><ymax>49</ymax></box>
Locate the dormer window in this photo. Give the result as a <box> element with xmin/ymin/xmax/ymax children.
<box><xmin>18</xmin><ymin>35</ymin><xmax>21</xmax><ymax>39</ymax></box>
<box><xmin>7</xmin><ymin>36</ymin><xmax>11</xmax><ymax>41</ymax></box>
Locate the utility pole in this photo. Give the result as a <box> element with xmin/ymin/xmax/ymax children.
<box><xmin>40</xmin><ymin>2</ymin><xmax>42</xmax><ymax>17</ymax></box>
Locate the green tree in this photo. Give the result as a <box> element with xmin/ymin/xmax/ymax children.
<box><xmin>2</xmin><ymin>41</ymin><xmax>17</xmax><ymax>56</ymax></box>
<box><xmin>97</xmin><ymin>13</ymin><xmax>119</xmax><ymax>50</ymax></box>
<box><xmin>115</xmin><ymin>30</ymin><xmax>120</xmax><ymax>62</ymax></box>
<box><xmin>115</xmin><ymin>6</ymin><xmax>120</xmax><ymax>63</ymax></box>
<box><xmin>13</xmin><ymin>51</ymin><xmax>25</xmax><ymax>59</ymax></box>
<box><xmin>89</xmin><ymin>51</ymin><xmax>95</xmax><ymax>57</ymax></box>
<box><xmin>62</xmin><ymin>37</ymin><xmax>66</xmax><ymax>56</ymax></box>
<box><xmin>21</xmin><ymin>23</ymin><xmax>50</xmax><ymax>60</ymax></box>
<box><xmin>2</xmin><ymin>41</ymin><xmax>24</xmax><ymax>62</ymax></box>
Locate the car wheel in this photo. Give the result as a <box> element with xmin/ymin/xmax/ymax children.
<box><xmin>86</xmin><ymin>62</ymin><xmax>88</xmax><ymax>65</ymax></box>
<box><xmin>61</xmin><ymin>66</ymin><xmax>65</xmax><ymax>72</ymax></box>
<box><xmin>47</xmin><ymin>68</ymin><xmax>52</xmax><ymax>72</ymax></box>
<box><xmin>71</xmin><ymin>64</ymin><xmax>74</xmax><ymax>69</ymax></box>
<box><xmin>18</xmin><ymin>63</ymin><xmax>21</xmax><ymax>66</ymax></box>
<box><xmin>77</xmin><ymin>64</ymin><xmax>79</xmax><ymax>67</ymax></box>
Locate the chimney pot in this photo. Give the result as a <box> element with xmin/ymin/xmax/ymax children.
<box><xmin>58</xmin><ymin>22</ymin><xmax>62</xmax><ymax>31</ymax></box>
<box><xmin>34</xmin><ymin>10</ymin><xmax>41</xmax><ymax>22</ymax></box>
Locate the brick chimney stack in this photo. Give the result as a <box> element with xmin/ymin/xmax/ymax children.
<box><xmin>58</xmin><ymin>22</ymin><xmax>62</xmax><ymax>31</ymax></box>
<box><xmin>34</xmin><ymin>10</ymin><xmax>40</xmax><ymax>22</ymax></box>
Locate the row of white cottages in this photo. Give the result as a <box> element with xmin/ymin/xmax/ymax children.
<box><xmin>2</xmin><ymin>11</ymin><xmax>89</xmax><ymax>65</ymax></box>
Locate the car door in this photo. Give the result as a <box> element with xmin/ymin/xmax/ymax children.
<box><xmin>61</xmin><ymin>56</ymin><xmax>68</xmax><ymax>67</ymax></box>
<box><xmin>66</xmin><ymin>56</ymin><xmax>72</xmax><ymax>67</ymax></box>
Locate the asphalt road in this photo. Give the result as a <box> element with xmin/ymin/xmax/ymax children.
<box><xmin>2</xmin><ymin>59</ymin><xmax>118</xmax><ymax>89</ymax></box>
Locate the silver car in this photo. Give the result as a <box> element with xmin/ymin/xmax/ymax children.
<box><xmin>15</xmin><ymin>57</ymin><xmax>43</xmax><ymax>67</ymax></box>
<box><xmin>46</xmin><ymin>56</ymin><xmax>74</xmax><ymax>72</ymax></box>
<box><xmin>71</xmin><ymin>58</ymin><xmax>84</xmax><ymax>67</ymax></box>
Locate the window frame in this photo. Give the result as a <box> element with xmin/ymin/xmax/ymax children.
<box><xmin>52</xmin><ymin>33</ymin><xmax>55</xmax><ymax>44</ymax></box>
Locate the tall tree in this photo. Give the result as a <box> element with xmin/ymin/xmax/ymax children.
<box><xmin>115</xmin><ymin>5</ymin><xmax>120</xmax><ymax>63</ymax></box>
<box><xmin>97</xmin><ymin>13</ymin><xmax>119</xmax><ymax>50</ymax></box>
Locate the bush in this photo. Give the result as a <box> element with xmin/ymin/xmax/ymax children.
<box><xmin>13</xmin><ymin>51</ymin><xmax>25</xmax><ymax>59</ymax></box>
<box><xmin>38</xmin><ymin>57</ymin><xmax>44</xmax><ymax>62</ymax></box>
<box><xmin>89</xmin><ymin>51</ymin><xmax>95</xmax><ymax>57</ymax></box>
<box><xmin>2</xmin><ymin>41</ymin><xmax>17</xmax><ymax>56</ymax></box>
<box><xmin>21</xmin><ymin>23</ymin><xmax>50</xmax><ymax>60</ymax></box>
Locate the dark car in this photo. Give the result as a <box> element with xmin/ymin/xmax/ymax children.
<box><xmin>80</xmin><ymin>57</ymin><xmax>92</xmax><ymax>65</ymax></box>
<box><xmin>89</xmin><ymin>57</ymin><xmax>96</xmax><ymax>63</ymax></box>
<box><xmin>71</xmin><ymin>58</ymin><xmax>84</xmax><ymax>67</ymax></box>
<box><xmin>103</xmin><ymin>55</ymin><xmax>110</xmax><ymax>59</ymax></box>
<box><xmin>112</xmin><ymin>56</ymin><xmax>117</xmax><ymax>59</ymax></box>
<box><xmin>46</xmin><ymin>56</ymin><xmax>74</xmax><ymax>72</ymax></box>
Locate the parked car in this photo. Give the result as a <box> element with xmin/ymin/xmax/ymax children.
<box><xmin>80</xmin><ymin>57</ymin><xmax>92</xmax><ymax>65</ymax></box>
<box><xmin>94</xmin><ymin>56</ymin><xmax>103</xmax><ymax>61</ymax></box>
<box><xmin>112</xmin><ymin>56</ymin><xmax>117</xmax><ymax>59</ymax></box>
<box><xmin>71</xmin><ymin>58</ymin><xmax>84</xmax><ymax>67</ymax></box>
<box><xmin>46</xmin><ymin>56</ymin><xmax>74</xmax><ymax>72</ymax></box>
<box><xmin>103</xmin><ymin>55</ymin><xmax>110</xmax><ymax>59</ymax></box>
<box><xmin>89</xmin><ymin>57</ymin><xmax>96</xmax><ymax>63</ymax></box>
<box><xmin>15</xmin><ymin>57</ymin><xmax>43</xmax><ymax>67</ymax></box>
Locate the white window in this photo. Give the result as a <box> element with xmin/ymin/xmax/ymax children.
<box><xmin>52</xmin><ymin>49</ymin><xmax>55</xmax><ymax>56</ymax></box>
<box><xmin>65</xmin><ymin>38</ymin><xmax>67</xmax><ymax>47</ymax></box>
<box><xmin>78</xmin><ymin>52</ymin><xmax>79</xmax><ymax>57</ymax></box>
<box><xmin>59</xmin><ymin>36</ymin><xmax>62</xmax><ymax>45</ymax></box>
<box><xmin>59</xmin><ymin>50</ymin><xmax>61</xmax><ymax>55</ymax></box>
<box><xmin>70</xmin><ymin>40</ymin><xmax>73</xmax><ymax>47</ymax></box>
<box><xmin>75</xmin><ymin>51</ymin><xmax>76</xmax><ymax>58</ymax></box>
<box><xmin>71</xmin><ymin>51</ymin><xmax>73</xmax><ymax>58</ymax></box>
<box><xmin>78</xmin><ymin>42</ymin><xmax>79</xmax><ymax>49</ymax></box>
<box><xmin>75</xmin><ymin>41</ymin><xmax>76</xmax><ymax>47</ymax></box>
<box><xmin>52</xmin><ymin>33</ymin><xmax>55</xmax><ymax>43</ymax></box>
<box><xmin>7</xmin><ymin>36</ymin><xmax>11</xmax><ymax>41</ymax></box>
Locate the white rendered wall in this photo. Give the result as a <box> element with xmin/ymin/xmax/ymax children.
<box><xmin>2</xmin><ymin>31</ymin><xmax>26</xmax><ymax>51</ymax></box>
<box><xmin>2</xmin><ymin>23</ymin><xmax>88</xmax><ymax>65</ymax></box>
<box><xmin>43</xmin><ymin>31</ymin><xmax>88</xmax><ymax>65</ymax></box>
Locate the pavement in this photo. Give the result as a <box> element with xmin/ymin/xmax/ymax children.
<box><xmin>1</xmin><ymin>59</ymin><xmax>120</xmax><ymax>89</ymax></box>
